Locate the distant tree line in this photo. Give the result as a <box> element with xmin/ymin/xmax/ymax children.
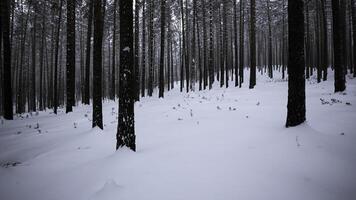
<box><xmin>1</xmin><ymin>0</ymin><xmax>355</xmax><ymax>149</ymax></box>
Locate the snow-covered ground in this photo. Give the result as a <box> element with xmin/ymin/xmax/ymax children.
<box><xmin>1</xmin><ymin>71</ymin><xmax>356</xmax><ymax>200</ymax></box>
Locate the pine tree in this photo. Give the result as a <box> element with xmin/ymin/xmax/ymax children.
<box><xmin>209</xmin><ymin>0</ymin><xmax>214</xmax><ymax>89</ymax></box>
<box><xmin>159</xmin><ymin>0</ymin><xmax>166</xmax><ymax>98</ymax></box>
<box><xmin>234</xmin><ymin>0</ymin><xmax>239</xmax><ymax>87</ymax></box>
<box><xmin>66</xmin><ymin>0</ymin><xmax>75</xmax><ymax>113</ymax></box>
<box><xmin>286</xmin><ymin>0</ymin><xmax>306</xmax><ymax>127</ymax></box>
<box><xmin>111</xmin><ymin>0</ymin><xmax>117</xmax><ymax>100</ymax></box>
<box><xmin>53</xmin><ymin>0</ymin><xmax>63</xmax><ymax>114</ymax></box>
<box><xmin>39</xmin><ymin>2</ymin><xmax>46</xmax><ymax>111</ymax></box>
<box><xmin>267</xmin><ymin>0</ymin><xmax>273</xmax><ymax>79</ymax></box>
<box><xmin>320</xmin><ymin>0</ymin><xmax>328</xmax><ymax>81</ymax></box>
<box><xmin>203</xmin><ymin>0</ymin><xmax>208</xmax><ymax>90</ymax></box>
<box><xmin>0</xmin><ymin>0</ymin><xmax>14</xmax><ymax>120</ymax></box>
<box><xmin>134</xmin><ymin>0</ymin><xmax>141</xmax><ymax>101</ymax></box>
<box><xmin>249</xmin><ymin>0</ymin><xmax>256</xmax><ymax>89</ymax></box>
<box><xmin>239</xmin><ymin>0</ymin><xmax>244</xmax><ymax>87</ymax></box>
<box><xmin>117</xmin><ymin>0</ymin><xmax>136</xmax><ymax>151</ymax></box>
<box><xmin>30</xmin><ymin>2</ymin><xmax>37</xmax><ymax>112</ymax></box>
<box><xmin>92</xmin><ymin>0</ymin><xmax>103</xmax><ymax>129</ymax></box>
<box><xmin>191</xmin><ymin>0</ymin><xmax>197</xmax><ymax>91</ymax></box>
<box><xmin>84</xmin><ymin>0</ymin><xmax>93</xmax><ymax>105</ymax></box>
<box><xmin>352</xmin><ymin>0</ymin><xmax>356</xmax><ymax>77</ymax></box>
<box><xmin>141</xmin><ymin>0</ymin><xmax>147</xmax><ymax>97</ymax></box>
<box><xmin>148</xmin><ymin>0</ymin><xmax>154</xmax><ymax>97</ymax></box>
<box><xmin>332</xmin><ymin>0</ymin><xmax>346</xmax><ymax>92</ymax></box>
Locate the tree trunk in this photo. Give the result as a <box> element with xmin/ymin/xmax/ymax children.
<box><xmin>159</xmin><ymin>0</ymin><xmax>166</xmax><ymax>98</ymax></box>
<box><xmin>286</xmin><ymin>0</ymin><xmax>306</xmax><ymax>127</ymax></box>
<box><xmin>191</xmin><ymin>0</ymin><xmax>197</xmax><ymax>91</ymax></box>
<box><xmin>0</xmin><ymin>0</ymin><xmax>14</xmax><ymax>119</ymax></box>
<box><xmin>31</xmin><ymin>4</ymin><xmax>37</xmax><ymax>112</ymax></box>
<box><xmin>135</xmin><ymin>0</ymin><xmax>141</xmax><ymax>100</ymax></box>
<box><xmin>239</xmin><ymin>0</ymin><xmax>244</xmax><ymax>87</ymax></box>
<box><xmin>234</xmin><ymin>0</ymin><xmax>239</xmax><ymax>87</ymax></box>
<box><xmin>117</xmin><ymin>0</ymin><xmax>136</xmax><ymax>152</ymax></box>
<box><xmin>141</xmin><ymin>0</ymin><xmax>147</xmax><ymax>96</ymax></box>
<box><xmin>223</xmin><ymin>0</ymin><xmax>228</xmax><ymax>88</ymax></box>
<box><xmin>84</xmin><ymin>0</ymin><xmax>93</xmax><ymax>105</ymax></box>
<box><xmin>111</xmin><ymin>0</ymin><xmax>117</xmax><ymax>100</ymax></box>
<box><xmin>267</xmin><ymin>0</ymin><xmax>273</xmax><ymax>79</ymax></box>
<box><xmin>148</xmin><ymin>0</ymin><xmax>154</xmax><ymax>97</ymax></box>
<box><xmin>180</xmin><ymin>0</ymin><xmax>185</xmax><ymax>92</ymax></box>
<box><xmin>332</xmin><ymin>0</ymin><xmax>346</xmax><ymax>92</ymax></box>
<box><xmin>66</xmin><ymin>0</ymin><xmax>75</xmax><ymax>113</ymax></box>
<box><xmin>249</xmin><ymin>0</ymin><xmax>256</xmax><ymax>89</ymax></box>
<box><xmin>321</xmin><ymin>0</ymin><xmax>328</xmax><ymax>81</ymax></box>
<box><xmin>92</xmin><ymin>0</ymin><xmax>104</xmax><ymax>129</ymax></box>
<box><xmin>352</xmin><ymin>0</ymin><xmax>356</xmax><ymax>77</ymax></box>
<box><xmin>53</xmin><ymin>0</ymin><xmax>63</xmax><ymax>114</ymax></box>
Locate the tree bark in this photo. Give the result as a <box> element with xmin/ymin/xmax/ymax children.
<box><xmin>117</xmin><ymin>0</ymin><xmax>136</xmax><ymax>152</ymax></box>
<box><xmin>286</xmin><ymin>0</ymin><xmax>306</xmax><ymax>127</ymax></box>
<box><xmin>159</xmin><ymin>0</ymin><xmax>166</xmax><ymax>98</ymax></box>
<box><xmin>0</xmin><ymin>0</ymin><xmax>14</xmax><ymax>119</ymax></box>
<box><xmin>53</xmin><ymin>0</ymin><xmax>63</xmax><ymax>114</ymax></box>
<box><xmin>135</xmin><ymin>0</ymin><xmax>141</xmax><ymax>100</ymax></box>
<box><xmin>332</xmin><ymin>0</ymin><xmax>346</xmax><ymax>92</ymax></box>
<box><xmin>352</xmin><ymin>0</ymin><xmax>356</xmax><ymax>77</ymax></box>
<box><xmin>84</xmin><ymin>0</ymin><xmax>93</xmax><ymax>105</ymax></box>
<box><xmin>92</xmin><ymin>0</ymin><xmax>104</xmax><ymax>129</ymax></box>
<box><xmin>66</xmin><ymin>0</ymin><xmax>75</xmax><ymax>113</ymax></box>
<box><xmin>249</xmin><ymin>0</ymin><xmax>256</xmax><ymax>89</ymax></box>
<box><xmin>239</xmin><ymin>0</ymin><xmax>244</xmax><ymax>87</ymax></box>
<box><xmin>141</xmin><ymin>0</ymin><xmax>147</xmax><ymax>96</ymax></box>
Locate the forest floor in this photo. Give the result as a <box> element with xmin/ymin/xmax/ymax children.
<box><xmin>1</xmin><ymin>70</ymin><xmax>356</xmax><ymax>200</ymax></box>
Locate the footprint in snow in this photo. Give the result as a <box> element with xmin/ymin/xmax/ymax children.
<box><xmin>90</xmin><ymin>180</ymin><xmax>122</xmax><ymax>200</ymax></box>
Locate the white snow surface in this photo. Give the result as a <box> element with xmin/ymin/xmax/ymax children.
<box><xmin>1</xmin><ymin>71</ymin><xmax>356</xmax><ymax>200</ymax></box>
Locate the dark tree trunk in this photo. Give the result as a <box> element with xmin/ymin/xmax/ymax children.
<box><xmin>321</xmin><ymin>0</ymin><xmax>328</xmax><ymax>81</ymax></box>
<box><xmin>332</xmin><ymin>0</ymin><xmax>346</xmax><ymax>92</ymax></box>
<box><xmin>84</xmin><ymin>0</ymin><xmax>93</xmax><ymax>105</ymax></box>
<box><xmin>340</xmin><ymin>1</ymin><xmax>347</xmax><ymax>76</ymax></box>
<box><xmin>66</xmin><ymin>0</ymin><xmax>75</xmax><ymax>113</ymax></box>
<box><xmin>234</xmin><ymin>0</ymin><xmax>239</xmax><ymax>87</ymax></box>
<box><xmin>135</xmin><ymin>0</ymin><xmax>141</xmax><ymax>100</ymax></box>
<box><xmin>148</xmin><ymin>0</ymin><xmax>154</xmax><ymax>97</ymax></box>
<box><xmin>117</xmin><ymin>0</ymin><xmax>136</xmax><ymax>152</ymax></box>
<box><xmin>208</xmin><ymin>0</ymin><xmax>214</xmax><ymax>89</ymax></box>
<box><xmin>185</xmin><ymin>0</ymin><xmax>190</xmax><ymax>93</ymax></box>
<box><xmin>180</xmin><ymin>0</ymin><xmax>185</xmax><ymax>92</ymax></box>
<box><xmin>39</xmin><ymin>2</ymin><xmax>46</xmax><ymax>111</ymax></box>
<box><xmin>31</xmin><ymin>4</ymin><xmax>37</xmax><ymax>112</ymax></box>
<box><xmin>352</xmin><ymin>0</ymin><xmax>356</xmax><ymax>77</ymax></box>
<box><xmin>219</xmin><ymin>6</ymin><xmax>224</xmax><ymax>87</ymax></box>
<box><xmin>223</xmin><ymin>0</ymin><xmax>228</xmax><ymax>88</ymax></box>
<box><xmin>0</xmin><ymin>0</ymin><xmax>14</xmax><ymax>119</ymax></box>
<box><xmin>141</xmin><ymin>0</ymin><xmax>146</xmax><ymax>97</ymax></box>
<box><xmin>315</xmin><ymin>0</ymin><xmax>322</xmax><ymax>83</ymax></box>
<box><xmin>267</xmin><ymin>0</ymin><xmax>273</xmax><ymax>79</ymax></box>
<box><xmin>191</xmin><ymin>0</ymin><xmax>197</xmax><ymax>91</ymax></box>
<box><xmin>111</xmin><ymin>0</ymin><xmax>117</xmax><ymax>100</ymax></box>
<box><xmin>159</xmin><ymin>0</ymin><xmax>166</xmax><ymax>98</ymax></box>
<box><xmin>197</xmin><ymin>17</ymin><xmax>202</xmax><ymax>91</ymax></box>
<box><xmin>54</xmin><ymin>0</ymin><xmax>63</xmax><ymax>114</ymax></box>
<box><xmin>282</xmin><ymin>0</ymin><xmax>286</xmax><ymax>80</ymax></box>
<box><xmin>239</xmin><ymin>0</ymin><xmax>244</xmax><ymax>87</ymax></box>
<box><xmin>249</xmin><ymin>0</ymin><xmax>256</xmax><ymax>89</ymax></box>
<box><xmin>305</xmin><ymin>2</ymin><xmax>310</xmax><ymax>79</ymax></box>
<box><xmin>92</xmin><ymin>0</ymin><xmax>103</xmax><ymax>129</ymax></box>
<box><xmin>286</xmin><ymin>0</ymin><xmax>306</xmax><ymax>127</ymax></box>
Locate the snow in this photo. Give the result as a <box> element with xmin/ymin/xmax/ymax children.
<box><xmin>123</xmin><ymin>47</ymin><xmax>130</xmax><ymax>52</ymax></box>
<box><xmin>1</xmin><ymin>70</ymin><xmax>356</xmax><ymax>200</ymax></box>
